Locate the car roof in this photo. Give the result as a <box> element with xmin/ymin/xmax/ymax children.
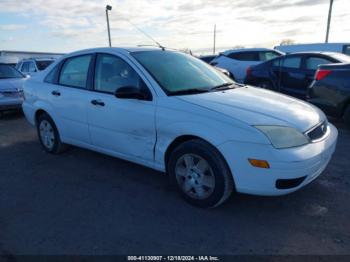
<box><xmin>68</xmin><ymin>46</ymin><xmax>164</xmax><ymax>55</ymax></box>
<box><xmin>282</xmin><ymin>51</ymin><xmax>346</xmax><ymax>58</ymax></box>
<box><xmin>56</xmin><ymin>46</ymin><xmax>170</xmax><ymax>60</ymax></box>
<box><xmin>20</xmin><ymin>57</ymin><xmax>55</xmax><ymax>61</ymax></box>
<box><xmin>221</xmin><ymin>48</ymin><xmax>277</xmax><ymax>55</ymax></box>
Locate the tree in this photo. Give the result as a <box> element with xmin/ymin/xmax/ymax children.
<box><xmin>280</xmin><ymin>39</ymin><xmax>295</xmax><ymax>46</ymax></box>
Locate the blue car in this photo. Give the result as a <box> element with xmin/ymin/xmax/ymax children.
<box><xmin>245</xmin><ymin>52</ymin><xmax>350</xmax><ymax>100</ymax></box>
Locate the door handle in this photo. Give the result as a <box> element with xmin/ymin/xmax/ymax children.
<box><xmin>91</xmin><ymin>99</ymin><xmax>105</xmax><ymax>106</ymax></box>
<box><xmin>51</xmin><ymin>90</ymin><xmax>61</xmax><ymax>96</ymax></box>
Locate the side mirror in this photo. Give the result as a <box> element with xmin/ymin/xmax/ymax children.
<box><xmin>115</xmin><ymin>86</ymin><xmax>150</xmax><ymax>100</ymax></box>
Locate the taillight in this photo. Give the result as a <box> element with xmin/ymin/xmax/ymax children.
<box><xmin>315</xmin><ymin>69</ymin><xmax>332</xmax><ymax>81</ymax></box>
<box><xmin>246</xmin><ymin>67</ymin><xmax>251</xmax><ymax>77</ymax></box>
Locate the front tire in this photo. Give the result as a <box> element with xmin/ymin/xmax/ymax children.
<box><xmin>168</xmin><ymin>139</ymin><xmax>234</xmax><ymax>208</ymax></box>
<box><xmin>36</xmin><ymin>113</ymin><xmax>67</xmax><ymax>154</ymax></box>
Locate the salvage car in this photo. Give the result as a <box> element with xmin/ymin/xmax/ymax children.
<box><xmin>22</xmin><ymin>47</ymin><xmax>338</xmax><ymax>208</ymax></box>
<box><xmin>0</xmin><ymin>63</ymin><xmax>25</xmax><ymax>112</ymax></box>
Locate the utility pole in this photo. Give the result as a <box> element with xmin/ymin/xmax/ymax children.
<box><xmin>325</xmin><ymin>0</ymin><xmax>334</xmax><ymax>43</ymax></box>
<box><xmin>106</xmin><ymin>5</ymin><xmax>112</xmax><ymax>47</ymax></box>
<box><xmin>213</xmin><ymin>24</ymin><xmax>216</xmax><ymax>55</ymax></box>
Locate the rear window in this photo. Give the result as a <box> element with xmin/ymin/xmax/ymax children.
<box><xmin>305</xmin><ymin>57</ymin><xmax>332</xmax><ymax>70</ymax></box>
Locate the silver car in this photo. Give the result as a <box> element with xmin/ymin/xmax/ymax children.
<box><xmin>0</xmin><ymin>64</ymin><xmax>26</xmax><ymax>112</ymax></box>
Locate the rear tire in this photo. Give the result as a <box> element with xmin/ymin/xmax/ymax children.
<box><xmin>167</xmin><ymin>139</ymin><xmax>234</xmax><ymax>208</ymax></box>
<box><xmin>343</xmin><ymin>105</ymin><xmax>350</xmax><ymax>127</ymax></box>
<box><xmin>36</xmin><ymin>113</ymin><xmax>68</xmax><ymax>154</ymax></box>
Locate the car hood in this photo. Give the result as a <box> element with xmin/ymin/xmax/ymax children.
<box><xmin>0</xmin><ymin>78</ymin><xmax>25</xmax><ymax>92</ymax></box>
<box><xmin>177</xmin><ymin>86</ymin><xmax>325</xmax><ymax>132</ymax></box>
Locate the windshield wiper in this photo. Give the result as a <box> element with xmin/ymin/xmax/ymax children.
<box><xmin>168</xmin><ymin>88</ymin><xmax>210</xmax><ymax>96</ymax></box>
<box><xmin>210</xmin><ymin>82</ymin><xmax>234</xmax><ymax>91</ymax></box>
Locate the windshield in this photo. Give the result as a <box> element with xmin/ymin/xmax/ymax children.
<box><xmin>36</xmin><ymin>60</ymin><xmax>54</xmax><ymax>71</ymax></box>
<box><xmin>0</xmin><ymin>64</ymin><xmax>24</xmax><ymax>79</ymax></box>
<box><xmin>131</xmin><ymin>51</ymin><xmax>233</xmax><ymax>95</ymax></box>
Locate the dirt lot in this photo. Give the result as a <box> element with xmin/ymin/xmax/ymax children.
<box><xmin>0</xmin><ymin>112</ymin><xmax>349</xmax><ymax>256</ymax></box>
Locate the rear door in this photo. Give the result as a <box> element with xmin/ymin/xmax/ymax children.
<box><xmin>279</xmin><ymin>55</ymin><xmax>306</xmax><ymax>99</ymax></box>
<box><xmin>48</xmin><ymin>54</ymin><xmax>95</xmax><ymax>145</ymax></box>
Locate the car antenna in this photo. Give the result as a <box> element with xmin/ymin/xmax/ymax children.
<box><xmin>124</xmin><ymin>18</ymin><xmax>165</xmax><ymax>51</ymax></box>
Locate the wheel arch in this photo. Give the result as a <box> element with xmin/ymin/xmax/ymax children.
<box><xmin>164</xmin><ymin>134</ymin><xmax>237</xmax><ymax>197</ymax></box>
<box><xmin>35</xmin><ymin>109</ymin><xmax>48</xmax><ymax>125</ymax></box>
<box><xmin>164</xmin><ymin>135</ymin><xmax>203</xmax><ymax>168</ymax></box>
<box><xmin>163</xmin><ymin>135</ymin><xmax>234</xmax><ymax>182</ymax></box>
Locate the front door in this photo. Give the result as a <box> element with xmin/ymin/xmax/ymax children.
<box><xmin>87</xmin><ymin>53</ymin><xmax>156</xmax><ymax>162</ymax></box>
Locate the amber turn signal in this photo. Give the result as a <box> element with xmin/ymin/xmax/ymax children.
<box><xmin>248</xmin><ymin>159</ymin><xmax>270</xmax><ymax>169</ymax></box>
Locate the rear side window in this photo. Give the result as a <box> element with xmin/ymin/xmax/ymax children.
<box><xmin>59</xmin><ymin>55</ymin><xmax>92</xmax><ymax>88</ymax></box>
<box><xmin>344</xmin><ymin>45</ymin><xmax>350</xmax><ymax>56</ymax></box>
<box><xmin>305</xmin><ymin>57</ymin><xmax>332</xmax><ymax>70</ymax></box>
<box><xmin>21</xmin><ymin>62</ymin><xmax>30</xmax><ymax>72</ymax></box>
<box><xmin>228</xmin><ymin>52</ymin><xmax>259</xmax><ymax>61</ymax></box>
<box><xmin>94</xmin><ymin>54</ymin><xmax>145</xmax><ymax>94</ymax></box>
<box><xmin>281</xmin><ymin>56</ymin><xmax>301</xmax><ymax>69</ymax></box>
<box><xmin>259</xmin><ymin>51</ymin><xmax>281</xmax><ymax>61</ymax></box>
<box><xmin>28</xmin><ymin>62</ymin><xmax>36</xmax><ymax>72</ymax></box>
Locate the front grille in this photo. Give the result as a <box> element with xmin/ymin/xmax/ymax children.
<box><xmin>306</xmin><ymin>121</ymin><xmax>328</xmax><ymax>141</ymax></box>
<box><xmin>0</xmin><ymin>89</ymin><xmax>20</xmax><ymax>98</ymax></box>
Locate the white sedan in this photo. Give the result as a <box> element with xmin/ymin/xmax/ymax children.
<box><xmin>22</xmin><ymin>47</ymin><xmax>338</xmax><ymax>208</ymax></box>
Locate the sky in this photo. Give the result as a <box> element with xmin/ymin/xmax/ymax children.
<box><xmin>0</xmin><ymin>0</ymin><xmax>349</xmax><ymax>55</ymax></box>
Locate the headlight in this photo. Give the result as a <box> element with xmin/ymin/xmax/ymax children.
<box><xmin>255</xmin><ymin>125</ymin><xmax>309</xmax><ymax>149</ymax></box>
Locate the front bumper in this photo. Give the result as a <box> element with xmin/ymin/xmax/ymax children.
<box><xmin>218</xmin><ymin>123</ymin><xmax>338</xmax><ymax>196</ymax></box>
<box><xmin>0</xmin><ymin>97</ymin><xmax>23</xmax><ymax>111</ymax></box>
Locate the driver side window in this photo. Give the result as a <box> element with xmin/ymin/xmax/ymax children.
<box><xmin>94</xmin><ymin>54</ymin><xmax>145</xmax><ymax>94</ymax></box>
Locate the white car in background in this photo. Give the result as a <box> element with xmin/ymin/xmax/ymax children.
<box><xmin>16</xmin><ymin>58</ymin><xmax>55</xmax><ymax>76</ymax></box>
<box><xmin>275</xmin><ymin>43</ymin><xmax>350</xmax><ymax>55</ymax></box>
<box><xmin>210</xmin><ymin>48</ymin><xmax>283</xmax><ymax>83</ymax></box>
<box><xmin>22</xmin><ymin>47</ymin><xmax>337</xmax><ymax>208</ymax></box>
